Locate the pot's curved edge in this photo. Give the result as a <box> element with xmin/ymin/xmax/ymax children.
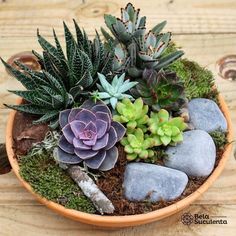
<box><xmin>5</xmin><ymin>96</ymin><xmax>234</xmax><ymax>228</ymax></box>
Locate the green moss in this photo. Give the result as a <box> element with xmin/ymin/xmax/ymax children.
<box><xmin>19</xmin><ymin>153</ymin><xmax>96</xmax><ymax>213</ymax></box>
<box><xmin>165</xmin><ymin>43</ymin><xmax>216</xmax><ymax>101</ymax></box>
<box><xmin>143</xmin><ymin>148</ymin><xmax>168</xmax><ymax>164</ymax></box>
<box><xmin>209</xmin><ymin>130</ymin><xmax>228</xmax><ymax>150</ymax></box>
<box><xmin>168</xmin><ymin>59</ymin><xmax>215</xmax><ymax>100</ymax></box>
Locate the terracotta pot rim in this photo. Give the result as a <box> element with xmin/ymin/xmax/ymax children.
<box><xmin>5</xmin><ymin>95</ymin><xmax>233</xmax><ymax>228</ymax></box>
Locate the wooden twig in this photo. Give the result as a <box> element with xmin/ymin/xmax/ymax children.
<box><xmin>67</xmin><ymin>165</ymin><xmax>114</xmax><ymax>214</ymax></box>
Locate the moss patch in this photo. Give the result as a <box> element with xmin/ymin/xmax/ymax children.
<box><xmin>168</xmin><ymin>59</ymin><xmax>215</xmax><ymax>100</ymax></box>
<box><xmin>165</xmin><ymin>43</ymin><xmax>216</xmax><ymax>101</ymax></box>
<box><xmin>19</xmin><ymin>152</ymin><xmax>96</xmax><ymax>213</ymax></box>
<box><xmin>209</xmin><ymin>130</ymin><xmax>228</xmax><ymax>150</ymax></box>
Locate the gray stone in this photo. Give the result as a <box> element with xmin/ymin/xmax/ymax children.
<box><xmin>123</xmin><ymin>163</ymin><xmax>188</xmax><ymax>202</ymax></box>
<box><xmin>188</xmin><ymin>98</ymin><xmax>227</xmax><ymax>132</ymax></box>
<box><xmin>164</xmin><ymin>130</ymin><xmax>216</xmax><ymax>177</ymax></box>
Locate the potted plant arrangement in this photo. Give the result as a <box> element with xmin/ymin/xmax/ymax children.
<box><xmin>2</xmin><ymin>2</ymin><xmax>233</xmax><ymax>228</ymax></box>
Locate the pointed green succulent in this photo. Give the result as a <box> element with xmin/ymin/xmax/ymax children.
<box><xmin>113</xmin><ymin>98</ymin><xmax>149</xmax><ymax>131</ymax></box>
<box><xmin>102</xmin><ymin>2</ymin><xmax>184</xmax><ymax>76</ymax></box>
<box><xmin>148</xmin><ymin>109</ymin><xmax>187</xmax><ymax>146</ymax></box>
<box><xmin>34</xmin><ymin>20</ymin><xmax>114</xmax><ymax>100</ymax></box>
<box><xmin>121</xmin><ymin>128</ymin><xmax>155</xmax><ymax>161</ymax></box>
<box><xmin>1</xmin><ymin>59</ymin><xmax>73</xmax><ymax>129</ymax></box>
<box><xmin>102</xmin><ymin>3</ymin><xmax>146</xmax><ymax>46</ymax></box>
<box><xmin>93</xmin><ymin>73</ymin><xmax>138</xmax><ymax>109</ymax></box>
<box><xmin>128</xmin><ymin>31</ymin><xmax>184</xmax><ymax>77</ymax></box>
<box><xmin>131</xmin><ymin>69</ymin><xmax>187</xmax><ymax>112</ymax></box>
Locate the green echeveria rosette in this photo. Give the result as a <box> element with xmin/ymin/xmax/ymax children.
<box><xmin>148</xmin><ymin>109</ymin><xmax>187</xmax><ymax>146</ymax></box>
<box><xmin>113</xmin><ymin>98</ymin><xmax>149</xmax><ymax>132</ymax></box>
<box><xmin>120</xmin><ymin>128</ymin><xmax>155</xmax><ymax>161</ymax></box>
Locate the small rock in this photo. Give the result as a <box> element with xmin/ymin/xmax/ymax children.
<box><xmin>188</xmin><ymin>98</ymin><xmax>227</xmax><ymax>132</ymax></box>
<box><xmin>123</xmin><ymin>163</ymin><xmax>188</xmax><ymax>202</ymax></box>
<box><xmin>164</xmin><ymin>130</ymin><xmax>216</xmax><ymax>177</ymax></box>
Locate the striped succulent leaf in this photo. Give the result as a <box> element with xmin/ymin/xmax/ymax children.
<box><xmin>35</xmin><ymin>20</ymin><xmax>114</xmax><ymax>99</ymax></box>
<box><xmin>1</xmin><ymin>59</ymin><xmax>73</xmax><ymax>129</ymax></box>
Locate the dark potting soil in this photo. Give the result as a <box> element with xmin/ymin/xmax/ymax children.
<box><xmin>13</xmin><ymin>112</ymin><xmax>49</xmax><ymax>156</ymax></box>
<box><xmin>13</xmin><ymin>111</ymin><xmax>224</xmax><ymax>216</ymax></box>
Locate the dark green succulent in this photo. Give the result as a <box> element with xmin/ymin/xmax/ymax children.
<box><xmin>1</xmin><ymin>59</ymin><xmax>72</xmax><ymax>129</ymax></box>
<box><xmin>35</xmin><ymin>20</ymin><xmax>114</xmax><ymax>100</ymax></box>
<box><xmin>131</xmin><ymin>69</ymin><xmax>187</xmax><ymax>112</ymax></box>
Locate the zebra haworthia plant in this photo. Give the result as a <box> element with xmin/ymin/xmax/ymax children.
<box><xmin>2</xmin><ymin>20</ymin><xmax>114</xmax><ymax>128</ymax></box>
<box><xmin>1</xmin><ymin>59</ymin><xmax>73</xmax><ymax>129</ymax></box>
<box><xmin>35</xmin><ymin>20</ymin><xmax>114</xmax><ymax>100</ymax></box>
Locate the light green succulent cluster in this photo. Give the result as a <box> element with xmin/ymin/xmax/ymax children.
<box><xmin>121</xmin><ymin>128</ymin><xmax>155</xmax><ymax>161</ymax></box>
<box><xmin>93</xmin><ymin>73</ymin><xmax>138</xmax><ymax>109</ymax></box>
<box><xmin>113</xmin><ymin>98</ymin><xmax>149</xmax><ymax>131</ymax></box>
<box><xmin>148</xmin><ymin>109</ymin><xmax>187</xmax><ymax>146</ymax></box>
<box><xmin>115</xmin><ymin>99</ymin><xmax>187</xmax><ymax>161</ymax></box>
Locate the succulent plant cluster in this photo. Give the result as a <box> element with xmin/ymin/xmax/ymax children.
<box><xmin>116</xmin><ymin>99</ymin><xmax>187</xmax><ymax>161</ymax></box>
<box><xmin>102</xmin><ymin>3</ymin><xmax>184</xmax><ymax>77</ymax></box>
<box><xmin>102</xmin><ymin>3</ymin><xmax>187</xmax><ymax>112</ymax></box>
<box><xmin>2</xmin><ymin>20</ymin><xmax>113</xmax><ymax>127</ymax></box>
<box><xmin>3</xmin><ymin>2</ymin><xmax>194</xmax><ymax>170</ymax></box>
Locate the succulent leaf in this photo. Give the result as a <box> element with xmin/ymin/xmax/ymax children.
<box><xmin>151</xmin><ymin>21</ymin><xmax>167</xmax><ymax>35</ymax></box>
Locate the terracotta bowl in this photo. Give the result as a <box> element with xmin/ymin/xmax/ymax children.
<box><xmin>6</xmin><ymin>95</ymin><xmax>233</xmax><ymax>228</ymax></box>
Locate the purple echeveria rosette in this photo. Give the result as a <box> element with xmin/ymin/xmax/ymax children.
<box><xmin>56</xmin><ymin>100</ymin><xmax>126</xmax><ymax>171</ymax></box>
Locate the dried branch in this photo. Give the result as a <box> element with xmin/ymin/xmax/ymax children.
<box><xmin>67</xmin><ymin>165</ymin><xmax>114</xmax><ymax>214</ymax></box>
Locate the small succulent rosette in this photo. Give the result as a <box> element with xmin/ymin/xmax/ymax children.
<box><xmin>55</xmin><ymin>100</ymin><xmax>126</xmax><ymax>171</ymax></box>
